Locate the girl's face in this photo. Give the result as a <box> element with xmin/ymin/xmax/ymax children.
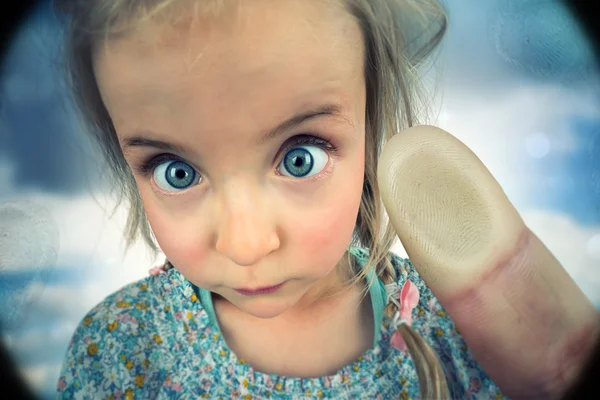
<box><xmin>94</xmin><ymin>0</ymin><xmax>367</xmax><ymax>319</ymax></box>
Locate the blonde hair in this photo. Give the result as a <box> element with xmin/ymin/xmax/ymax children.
<box><xmin>56</xmin><ymin>0</ymin><xmax>449</xmax><ymax>397</ymax></box>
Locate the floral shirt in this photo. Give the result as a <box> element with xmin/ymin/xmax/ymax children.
<box><xmin>57</xmin><ymin>248</ymin><xmax>507</xmax><ymax>399</ymax></box>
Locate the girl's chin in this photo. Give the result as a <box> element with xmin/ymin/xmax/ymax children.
<box><xmin>231</xmin><ymin>297</ymin><xmax>296</xmax><ymax>320</ymax></box>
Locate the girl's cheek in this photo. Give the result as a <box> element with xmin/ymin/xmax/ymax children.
<box><xmin>302</xmin><ymin>203</ymin><xmax>357</xmax><ymax>249</ymax></box>
<box><xmin>154</xmin><ymin>222</ymin><xmax>216</xmax><ymax>285</ymax></box>
<box><xmin>285</xmin><ymin>183</ymin><xmax>362</xmax><ymax>271</ymax></box>
<box><xmin>140</xmin><ymin>191</ymin><xmax>213</xmax><ymax>278</ymax></box>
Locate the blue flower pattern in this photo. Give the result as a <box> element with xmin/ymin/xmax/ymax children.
<box><xmin>57</xmin><ymin>248</ymin><xmax>507</xmax><ymax>399</ymax></box>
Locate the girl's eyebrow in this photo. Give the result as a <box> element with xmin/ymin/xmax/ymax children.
<box><xmin>121</xmin><ymin>136</ymin><xmax>191</xmax><ymax>157</ymax></box>
<box><xmin>121</xmin><ymin>103</ymin><xmax>346</xmax><ymax>155</ymax></box>
<box><xmin>256</xmin><ymin>103</ymin><xmax>346</xmax><ymax>145</ymax></box>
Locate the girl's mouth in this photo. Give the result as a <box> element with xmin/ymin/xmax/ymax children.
<box><xmin>234</xmin><ymin>281</ymin><xmax>286</xmax><ymax>296</ymax></box>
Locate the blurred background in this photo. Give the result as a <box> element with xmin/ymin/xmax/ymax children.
<box><xmin>0</xmin><ymin>0</ymin><xmax>599</xmax><ymax>398</ymax></box>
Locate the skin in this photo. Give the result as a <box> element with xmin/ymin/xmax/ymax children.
<box><xmin>379</xmin><ymin>126</ymin><xmax>600</xmax><ymax>399</ymax></box>
<box><xmin>94</xmin><ymin>0</ymin><xmax>373</xmax><ymax>377</ymax></box>
<box><xmin>93</xmin><ymin>0</ymin><xmax>599</xmax><ymax>396</ymax></box>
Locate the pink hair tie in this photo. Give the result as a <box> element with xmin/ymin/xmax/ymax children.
<box><xmin>385</xmin><ymin>280</ymin><xmax>420</xmax><ymax>351</ymax></box>
<box><xmin>148</xmin><ymin>266</ymin><xmax>166</xmax><ymax>275</ymax></box>
<box><xmin>148</xmin><ymin>260</ymin><xmax>171</xmax><ymax>276</ymax></box>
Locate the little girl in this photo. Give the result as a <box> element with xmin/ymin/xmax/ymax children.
<box><xmin>54</xmin><ymin>0</ymin><xmax>597</xmax><ymax>399</ymax></box>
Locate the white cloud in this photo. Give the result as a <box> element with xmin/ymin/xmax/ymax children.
<box><xmin>437</xmin><ymin>83</ymin><xmax>595</xmax><ymax>154</ymax></box>
<box><xmin>49</xmin><ymin>194</ymin><xmax>161</xmax><ymax>278</ymax></box>
<box><xmin>0</xmin><ymin>156</ymin><xmax>18</xmax><ymax>199</ymax></box>
<box><xmin>22</xmin><ymin>281</ymin><xmax>108</xmax><ymax>323</ymax></box>
<box><xmin>521</xmin><ymin>209</ymin><xmax>600</xmax><ymax>305</ymax></box>
<box><xmin>4</xmin><ymin>327</ymin><xmax>69</xmax><ymax>358</ymax></box>
<box><xmin>0</xmin><ymin>199</ymin><xmax>59</xmax><ymax>272</ymax></box>
<box><xmin>3</xmin><ymin>327</ymin><xmax>69</xmax><ymax>396</ymax></box>
<box><xmin>418</xmin><ymin>82</ymin><xmax>600</xmax><ymax>209</ymax></box>
<box><xmin>1</xmin><ymin>192</ymin><xmax>161</xmax><ymax>280</ymax></box>
<box><xmin>525</xmin><ymin>133</ymin><xmax>551</xmax><ymax>159</ymax></box>
<box><xmin>587</xmin><ymin>234</ymin><xmax>600</xmax><ymax>260</ymax></box>
<box><xmin>2</xmin><ymin>282</ymin><xmax>122</xmax><ymax>397</ymax></box>
<box><xmin>1</xmin><ymin>191</ymin><xmax>162</xmax><ymax>341</ymax></box>
<box><xmin>21</xmin><ymin>363</ymin><xmax>61</xmax><ymax>397</ymax></box>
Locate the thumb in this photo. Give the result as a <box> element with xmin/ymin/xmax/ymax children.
<box><xmin>377</xmin><ymin>125</ymin><xmax>600</xmax><ymax>399</ymax></box>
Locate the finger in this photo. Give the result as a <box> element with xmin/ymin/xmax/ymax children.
<box><xmin>377</xmin><ymin>125</ymin><xmax>600</xmax><ymax>399</ymax></box>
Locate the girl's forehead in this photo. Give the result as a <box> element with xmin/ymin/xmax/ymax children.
<box><xmin>95</xmin><ymin>0</ymin><xmax>359</xmax><ymax>68</ymax></box>
<box><xmin>94</xmin><ymin>0</ymin><xmax>365</xmax><ymax>135</ymax></box>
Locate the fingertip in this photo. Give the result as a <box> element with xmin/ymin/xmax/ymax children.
<box><xmin>377</xmin><ymin>125</ymin><xmax>524</xmax><ymax>295</ymax></box>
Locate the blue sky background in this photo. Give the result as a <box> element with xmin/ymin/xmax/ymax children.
<box><xmin>0</xmin><ymin>0</ymin><xmax>599</xmax><ymax>398</ymax></box>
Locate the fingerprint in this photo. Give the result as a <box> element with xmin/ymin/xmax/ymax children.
<box><xmin>0</xmin><ymin>200</ymin><xmax>59</xmax><ymax>329</ymax></box>
<box><xmin>487</xmin><ymin>0</ymin><xmax>594</xmax><ymax>82</ymax></box>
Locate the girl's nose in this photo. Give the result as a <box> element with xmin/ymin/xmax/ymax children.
<box><xmin>214</xmin><ymin>191</ymin><xmax>280</xmax><ymax>266</ymax></box>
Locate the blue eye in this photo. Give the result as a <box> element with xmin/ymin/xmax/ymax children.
<box><xmin>153</xmin><ymin>160</ymin><xmax>201</xmax><ymax>192</ymax></box>
<box><xmin>278</xmin><ymin>146</ymin><xmax>328</xmax><ymax>178</ymax></box>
